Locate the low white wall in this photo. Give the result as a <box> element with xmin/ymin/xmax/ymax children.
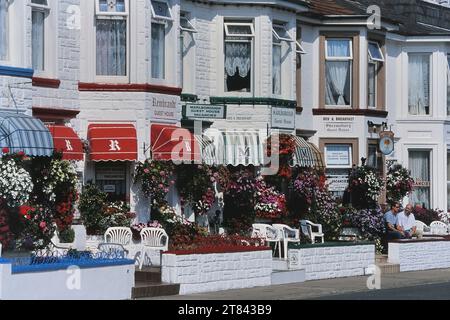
<box><xmin>388</xmin><ymin>240</ymin><xmax>450</xmax><ymax>272</ymax></box>
<box><xmin>162</xmin><ymin>250</ymin><xmax>272</xmax><ymax>295</ymax></box>
<box><xmin>288</xmin><ymin>244</ymin><xmax>375</xmax><ymax>281</ymax></box>
<box><xmin>0</xmin><ymin>262</ymin><xmax>134</xmax><ymax>300</ymax></box>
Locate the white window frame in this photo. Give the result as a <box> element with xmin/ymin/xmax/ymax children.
<box><xmin>296</xmin><ymin>41</ymin><xmax>306</xmax><ymax>54</ymax></box>
<box><xmin>324</xmin><ymin>144</ymin><xmax>353</xmax><ymax>169</ymax></box>
<box><xmin>0</xmin><ymin>0</ymin><xmax>11</xmax><ymax>63</ymax></box>
<box><xmin>325</xmin><ymin>38</ymin><xmax>353</xmax><ymax>60</ymax></box>
<box><xmin>368</xmin><ymin>41</ymin><xmax>385</xmax><ymax>62</ymax></box>
<box><xmin>272</xmin><ymin>24</ymin><xmax>294</xmax><ymax>42</ymax></box>
<box><xmin>407</xmin><ymin>52</ymin><xmax>431</xmax><ymax>117</ymax></box>
<box><xmin>180</xmin><ymin>13</ymin><xmax>197</xmax><ymax>33</ymax></box>
<box><xmin>150</xmin><ymin>0</ymin><xmax>173</xmax><ymax>22</ymax></box>
<box><xmin>223</xmin><ymin>21</ymin><xmax>254</xmax><ymax>94</ymax></box>
<box><xmin>151</xmin><ymin>20</ymin><xmax>166</xmax><ymax>80</ymax></box>
<box><xmin>30</xmin><ymin>0</ymin><xmax>52</xmax><ymax>76</ymax></box>
<box><xmin>94</xmin><ymin>0</ymin><xmax>129</xmax><ymax>83</ymax></box>
<box><xmin>224</xmin><ymin>22</ymin><xmax>255</xmax><ymax>38</ymax></box>
<box><xmin>368</xmin><ymin>61</ymin><xmax>377</xmax><ymax>109</ymax></box>
<box><xmin>95</xmin><ymin>0</ymin><xmax>128</xmax><ymax>17</ymax></box>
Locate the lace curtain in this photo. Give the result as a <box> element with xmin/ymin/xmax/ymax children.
<box><xmin>409</xmin><ymin>150</ymin><xmax>430</xmax><ymax>209</ymax></box>
<box><xmin>368</xmin><ymin>63</ymin><xmax>376</xmax><ymax>107</ymax></box>
<box><xmin>408</xmin><ymin>54</ymin><xmax>430</xmax><ymax>115</ymax></box>
<box><xmin>0</xmin><ymin>0</ymin><xmax>8</xmax><ymax>60</ymax></box>
<box><xmin>272</xmin><ymin>44</ymin><xmax>281</xmax><ymax>95</ymax></box>
<box><xmin>96</xmin><ymin>19</ymin><xmax>127</xmax><ymax>76</ymax></box>
<box><xmin>32</xmin><ymin>10</ymin><xmax>45</xmax><ymax>71</ymax></box>
<box><xmin>151</xmin><ymin>23</ymin><xmax>165</xmax><ymax>79</ymax></box>
<box><xmin>326</xmin><ymin>61</ymin><xmax>351</xmax><ymax>105</ymax></box>
<box><xmin>225</xmin><ymin>42</ymin><xmax>251</xmax><ymax>78</ymax></box>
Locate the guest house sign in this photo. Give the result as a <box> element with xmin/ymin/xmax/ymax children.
<box><xmin>379</xmin><ymin>131</ymin><xmax>395</xmax><ymax>155</ymax></box>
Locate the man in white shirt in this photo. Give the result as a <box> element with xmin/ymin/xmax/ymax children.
<box><xmin>397</xmin><ymin>204</ymin><xmax>423</xmax><ymax>239</ymax></box>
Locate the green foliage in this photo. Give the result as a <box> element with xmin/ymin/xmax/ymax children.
<box><xmin>58</xmin><ymin>228</ymin><xmax>75</xmax><ymax>243</ymax></box>
<box><xmin>79</xmin><ymin>184</ymin><xmax>108</xmax><ymax>235</ymax></box>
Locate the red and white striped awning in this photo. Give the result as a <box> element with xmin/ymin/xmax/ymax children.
<box><xmin>47</xmin><ymin>125</ymin><xmax>84</xmax><ymax>161</ymax></box>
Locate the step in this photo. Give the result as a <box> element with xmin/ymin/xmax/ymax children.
<box><xmin>135</xmin><ymin>267</ymin><xmax>162</xmax><ymax>283</ymax></box>
<box><xmin>132</xmin><ymin>282</ymin><xmax>180</xmax><ymax>299</ymax></box>
<box><xmin>272</xmin><ymin>258</ymin><xmax>289</xmax><ymax>271</ymax></box>
<box><xmin>271</xmin><ymin>269</ymin><xmax>306</xmax><ymax>285</ymax></box>
<box><xmin>376</xmin><ymin>262</ymin><xmax>400</xmax><ymax>274</ymax></box>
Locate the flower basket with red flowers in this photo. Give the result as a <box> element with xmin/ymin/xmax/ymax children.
<box><xmin>386</xmin><ymin>164</ymin><xmax>414</xmax><ymax>205</ymax></box>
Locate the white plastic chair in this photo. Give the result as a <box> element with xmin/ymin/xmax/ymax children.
<box><xmin>300</xmin><ymin>220</ymin><xmax>325</xmax><ymax>244</ymax></box>
<box><xmin>272</xmin><ymin>224</ymin><xmax>300</xmax><ymax>260</ymax></box>
<box><xmin>104</xmin><ymin>227</ymin><xmax>133</xmax><ymax>246</ymax></box>
<box><xmin>415</xmin><ymin>220</ymin><xmax>432</xmax><ymax>235</ymax></box>
<box><xmin>251</xmin><ymin>224</ymin><xmax>282</xmax><ymax>258</ymax></box>
<box><xmin>430</xmin><ymin>221</ymin><xmax>449</xmax><ymax>235</ymax></box>
<box><xmin>139</xmin><ymin>227</ymin><xmax>169</xmax><ymax>270</ymax></box>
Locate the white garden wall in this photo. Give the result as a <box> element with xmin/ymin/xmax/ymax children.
<box><xmin>288</xmin><ymin>244</ymin><xmax>375</xmax><ymax>281</ymax></box>
<box><xmin>388</xmin><ymin>239</ymin><xmax>450</xmax><ymax>272</ymax></box>
<box><xmin>161</xmin><ymin>250</ymin><xmax>272</xmax><ymax>295</ymax></box>
<box><xmin>0</xmin><ymin>260</ymin><xmax>134</xmax><ymax>300</ymax></box>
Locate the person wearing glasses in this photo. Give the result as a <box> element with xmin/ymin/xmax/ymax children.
<box><xmin>384</xmin><ymin>202</ymin><xmax>405</xmax><ymax>240</ymax></box>
<box><xmin>397</xmin><ymin>204</ymin><xmax>423</xmax><ymax>239</ymax></box>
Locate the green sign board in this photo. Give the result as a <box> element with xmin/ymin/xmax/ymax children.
<box><xmin>183</xmin><ymin>104</ymin><xmax>227</xmax><ymax>120</ymax></box>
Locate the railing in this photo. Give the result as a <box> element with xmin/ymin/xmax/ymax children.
<box><xmin>1</xmin><ymin>249</ymin><xmax>134</xmax><ymax>274</ymax></box>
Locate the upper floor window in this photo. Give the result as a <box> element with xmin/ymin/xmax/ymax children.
<box><xmin>408</xmin><ymin>53</ymin><xmax>430</xmax><ymax>115</ymax></box>
<box><xmin>367</xmin><ymin>41</ymin><xmax>384</xmax><ymax>108</ymax></box>
<box><xmin>325</xmin><ymin>39</ymin><xmax>352</xmax><ymax>106</ymax></box>
<box><xmin>272</xmin><ymin>24</ymin><xmax>293</xmax><ymax>96</ymax></box>
<box><xmin>180</xmin><ymin>12</ymin><xmax>196</xmax><ymax>91</ymax></box>
<box><xmin>151</xmin><ymin>1</ymin><xmax>172</xmax><ymax>80</ymax></box>
<box><xmin>0</xmin><ymin>0</ymin><xmax>9</xmax><ymax>61</ymax></box>
<box><xmin>95</xmin><ymin>0</ymin><xmax>128</xmax><ymax>77</ymax></box>
<box><xmin>224</xmin><ymin>22</ymin><xmax>254</xmax><ymax>93</ymax></box>
<box><xmin>31</xmin><ymin>0</ymin><xmax>50</xmax><ymax>72</ymax></box>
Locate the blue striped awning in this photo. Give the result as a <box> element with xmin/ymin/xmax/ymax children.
<box><xmin>0</xmin><ymin>112</ymin><xmax>54</xmax><ymax>156</ymax></box>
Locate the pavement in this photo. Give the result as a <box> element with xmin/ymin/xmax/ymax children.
<box><xmin>143</xmin><ymin>268</ymin><xmax>450</xmax><ymax>300</ymax></box>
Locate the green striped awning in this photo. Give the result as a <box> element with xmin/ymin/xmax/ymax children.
<box><xmin>291</xmin><ymin>136</ymin><xmax>324</xmax><ymax>169</ymax></box>
<box><xmin>0</xmin><ymin>112</ymin><xmax>54</xmax><ymax>156</ymax></box>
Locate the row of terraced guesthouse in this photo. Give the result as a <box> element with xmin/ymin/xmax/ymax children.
<box><xmin>3</xmin><ymin>0</ymin><xmax>450</xmax><ymax>222</ymax></box>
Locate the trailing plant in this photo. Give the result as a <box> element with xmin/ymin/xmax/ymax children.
<box><xmin>386</xmin><ymin>164</ymin><xmax>414</xmax><ymax>205</ymax></box>
<box><xmin>346</xmin><ymin>165</ymin><xmax>383</xmax><ymax>209</ymax></box>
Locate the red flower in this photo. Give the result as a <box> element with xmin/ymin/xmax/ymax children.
<box><xmin>1</xmin><ymin>147</ymin><xmax>9</xmax><ymax>154</ymax></box>
<box><xmin>19</xmin><ymin>205</ymin><xmax>33</xmax><ymax>217</ymax></box>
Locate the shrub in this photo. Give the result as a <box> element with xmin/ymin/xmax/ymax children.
<box><xmin>79</xmin><ymin>184</ymin><xmax>108</xmax><ymax>235</ymax></box>
<box><xmin>58</xmin><ymin>228</ymin><xmax>75</xmax><ymax>243</ymax></box>
<box><xmin>413</xmin><ymin>207</ymin><xmax>442</xmax><ymax>226</ymax></box>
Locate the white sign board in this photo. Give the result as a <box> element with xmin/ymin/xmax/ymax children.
<box><xmin>327</xmin><ymin>175</ymin><xmax>349</xmax><ymax>192</ymax></box>
<box><xmin>325</xmin><ymin>145</ymin><xmax>352</xmax><ymax>167</ymax></box>
<box><xmin>184</xmin><ymin>104</ymin><xmax>226</xmax><ymax>119</ymax></box>
<box><xmin>150</xmin><ymin>95</ymin><xmax>181</xmax><ymax>121</ymax></box>
<box><xmin>271</xmin><ymin>107</ymin><xmax>295</xmax><ymax>130</ymax></box>
<box><xmin>323</xmin><ymin>116</ymin><xmax>355</xmax><ymax>134</ymax></box>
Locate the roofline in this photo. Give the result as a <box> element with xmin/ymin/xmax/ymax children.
<box><xmin>184</xmin><ymin>0</ymin><xmax>310</xmax><ymax>13</ymax></box>
<box><xmin>297</xmin><ymin>15</ymin><xmax>399</xmax><ymax>32</ymax></box>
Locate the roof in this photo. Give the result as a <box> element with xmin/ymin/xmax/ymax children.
<box><xmin>305</xmin><ymin>0</ymin><xmax>450</xmax><ymax>36</ymax></box>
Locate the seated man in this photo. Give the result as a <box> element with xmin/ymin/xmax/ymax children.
<box><xmin>397</xmin><ymin>204</ymin><xmax>423</xmax><ymax>239</ymax></box>
<box><xmin>384</xmin><ymin>202</ymin><xmax>405</xmax><ymax>240</ymax></box>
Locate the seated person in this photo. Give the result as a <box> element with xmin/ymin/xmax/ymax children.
<box><xmin>397</xmin><ymin>204</ymin><xmax>423</xmax><ymax>239</ymax></box>
<box><xmin>384</xmin><ymin>202</ymin><xmax>405</xmax><ymax>240</ymax></box>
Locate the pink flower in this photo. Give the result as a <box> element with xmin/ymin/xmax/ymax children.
<box><xmin>39</xmin><ymin>222</ymin><xmax>47</xmax><ymax>230</ymax></box>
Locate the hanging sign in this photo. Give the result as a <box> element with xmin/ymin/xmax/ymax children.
<box><xmin>379</xmin><ymin>131</ymin><xmax>395</xmax><ymax>155</ymax></box>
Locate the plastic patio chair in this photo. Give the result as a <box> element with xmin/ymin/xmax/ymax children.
<box><xmin>415</xmin><ymin>220</ymin><xmax>432</xmax><ymax>235</ymax></box>
<box><xmin>251</xmin><ymin>224</ymin><xmax>282</xmax><ymax>259</ymax></box>
<box><xmin>430</xmin><ymin>221</ymin><xmax>449</xmax><ymax>235</ymax></box>
<box><xmin>300</xmin><ymin>220</ymin><xmax>325</xmax><ymax>244</ymax></box>
<box><xmin>272</xmin><ymin>224</ymin><xmax>300</xmax><ymax>260</ymax></box>
<box><xmin>139</xmin><ymin>227</ymin><xmax>169</xmax><ymax>270</ymax></box>
<box><xmin>104</xmin><ymin>227</ymin><xmax>133</xmax><ymax>246</ymax></box>
<box><xmin>97</xmin><ymin>243</ymin><xmax>129</xmax><ymax>258</ymax></box>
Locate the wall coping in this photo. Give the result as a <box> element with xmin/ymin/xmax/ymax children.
<box><xmin>389</xmin><ymin>237</ymin><xmax>450</xmax><ymax>244</ymax></box>
<box><xmin>163</xmin><ymin>247</ymin><xmax>271</xmax><ymax>256</ymax></box>
<box><xmin>289</xmin><ymin>241</ymin><xmax>375</xmax><ymax>249</ymax></box>
<box><xmin>0</xmin><ymin>66</ymin><xmax>34</xmax><ymax>78</ymax></box>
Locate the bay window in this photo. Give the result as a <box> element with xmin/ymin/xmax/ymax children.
<box><xmin>408</xmin><ymin>53</ymin><xmax>430</xmax><ymax>115</ymax></box>
<box><xmin>0</xmin><ymin>0</ymin><xmax>9</xmax><ymax>61</ymax></box>
<box><xmin>95</xmin><ymin>0</ymin><xmax>128</xmax><ymax>77</ymax></box>
<box><xmin>409</xmin><ymin>150</ymin><xmax>431</xmax><ymax>209</ymax></box>
<box><xmin>224</xmin><ymin>22</ymin><xmax>254</xmax><ymax>93</ymax></box>
<box><xmin>31</xmin><ymin>0</ymin><xmax>50</xmax><ymax>72</ymax></box>
<box><xmin>325</xmin><ymin>39</ymin><xmax>352</xmax><ymax>106</ymax></box>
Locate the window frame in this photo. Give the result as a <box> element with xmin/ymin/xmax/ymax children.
<box><xmin>407</xmin><ymin>52</ymin><xmax>431</xmax><ymax>116</ymax></box>
<box><xmin>180</xmin><ymin>12</ymin><xmax>197</xmax><ymax>33</ymax></box>
<box><xmin>272</xmin><ymin>33</ymin><xmax>282</xmax><ymax>96</ymax></box>
<box><xmin>324</xmin><ymin>144</ymin><xmax>353</xmax><ymax>169</ymax></box>
<box><xmin>151</xmin><ymin>20</ymin><xmax>166</xmax><ymax>80</ymax></box>
<box><xmin>408</xmin><ymin>149</ymin><xmax>432</xmax><ymax>209</ymax></box>
<box><xmin>368</xmin><ymin>41</ymin><xmax>385</xmax><ymax>63</ymax></box>
<box><xmin>94</xmin><ymin>0</ymin><xmax>130</xmax><ymax>82</ymax></box>
<box><xmin>30</xmin><ymin>0</ymin><xmax>51</xmax><ymax>75</ymax></box>
<box><xmin>325</xmin><ymin>38</ymin><xmax>353</xmax><ymax>60</ymax></box>
<box><xmin>95</xmin><ymin>0</ymin><xmax>128</xmax><ymax>18</ymax></box>
<box><xmin>150</xmin><ymin>0</ymin><xmax>173</xmax><ymax>22</ymax></box>
<box><xmin>368</xmin><ymin>61</ymin><xmax>377</xmax><ymax>109</ymax></box>
<box><xmin>272</xmin><ymin>24</ymin><xmax>294</xmax><ymax>43</ymax></box>
<box><xmin>224</xmin><ymin>22</ymin><xmax>255</xmax><ymax>38</ymax></box>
